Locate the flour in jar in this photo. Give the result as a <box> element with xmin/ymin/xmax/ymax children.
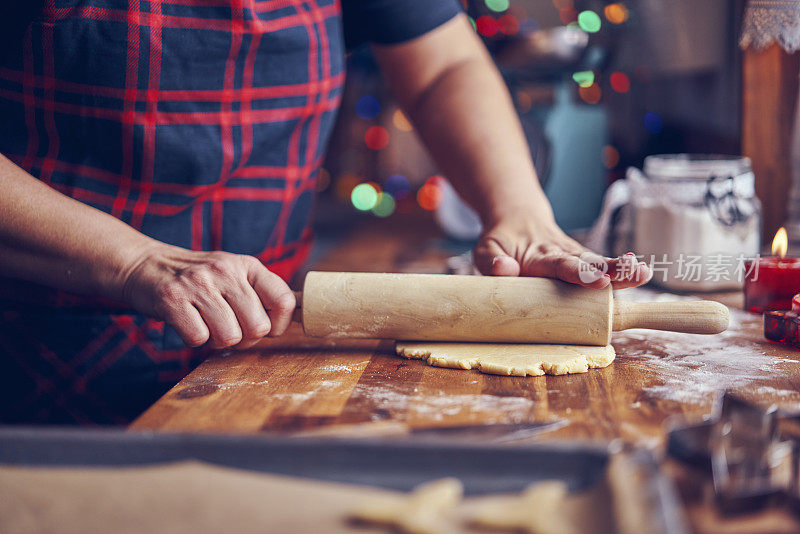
<box><xmin>634</xmin><ymin>199</ymin><xmax>759</xmax><ymax>291</ymax></box>
<box><xmin>629</xmin><ymin>156</ymin><xmax>761</xmax><ymax>291</ymax></box>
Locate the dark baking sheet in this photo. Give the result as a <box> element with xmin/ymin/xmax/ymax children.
<box><xmin>0</xmin><ymin>427</ymin><xmax>686</xmax><ymax>533</ymax></box>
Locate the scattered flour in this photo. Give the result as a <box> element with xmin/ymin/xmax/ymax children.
<box><xmin>267</xmin><ymin>391</ymin><xmax>316</xmax><ymax>403</ymax></box>
<box><xmin>214</xmin><ymin>379</ymin><xmax>270</xmax><ymax>391</ymax></box>
<box><xmin>348</xmin><ymin>382</ymin><xmax>536</xmax><ymax>423</ymax></box>
<box><xmin>613</xmin><ymin>289</ymin><xmax>800</xmax><ymax>406</ymax></box>
<box><xmin>316</xmin><ymin>363</ymin><xmax>361</xmax><ymax>373</ymax></box>
<box><xmin>195</xmin><ymin>379</ymin><xmax>537</xmax><ymax>423</ymax></box>
<box><xmin>754</xmin><ymin>386</ymin><xmax>800</xmax><ymax>398</ymax></box>
<box><xmin>223</xmin><ymin>376</ymin><xmax>350</xmax><ymax>399</ymax></box>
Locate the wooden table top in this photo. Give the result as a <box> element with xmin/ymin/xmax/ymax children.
<box><xmin>132</xmin><ymin>215</ymin><xmax>800</xmax><ymax>438</ymax></box>
<box><xmin>130</xmin><ymin>214</ymin><xmax>800</xmax><ymax>532</ymax></box>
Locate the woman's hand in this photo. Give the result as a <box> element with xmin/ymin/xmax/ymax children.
<box><xmin>473</xmin><ymin>218</ymin><xmax>652</xmax><ymax>289</ymax></box>
<box><xmin>120</xmin><ymin>245</ymin><xmax>295</xmax><ymax>349</ymax></box>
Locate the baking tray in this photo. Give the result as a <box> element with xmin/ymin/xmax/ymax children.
<box><xmin>0</xmin><ymin>427</ymin><xmax>687</xmax><ymax>533</ymax></box>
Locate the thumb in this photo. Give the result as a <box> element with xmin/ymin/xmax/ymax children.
<box><xmin>474</xmin><ymin>239</ymin><xmax>521</xmax><ymax>276</ymax></box>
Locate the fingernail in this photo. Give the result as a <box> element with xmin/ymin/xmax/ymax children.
<box><xmin>584</xmin><ymin>270</ymin><xmax>604</xmax><ymax>282</ymax></box>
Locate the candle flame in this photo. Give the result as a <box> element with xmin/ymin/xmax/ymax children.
<box><xmin>772</xmin><ymin>227</ymin><xmax>788</xmax><ymax>258</ymax></box>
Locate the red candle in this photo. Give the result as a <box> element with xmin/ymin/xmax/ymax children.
<box><xmin>744</xmin><ymin>228</ymin><xmax>800</xmax><ymax>313</ymax></box>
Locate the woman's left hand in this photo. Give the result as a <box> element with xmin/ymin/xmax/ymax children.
<box><xmin>473</xmin><ymin>218</ymin><xmax>652</xmax><ymax>289</ymax></box>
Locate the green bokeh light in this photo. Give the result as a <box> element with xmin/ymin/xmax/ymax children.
<box><xmin>577</xmin><ymin>10</ymin><xmax>601</xmax><ymax>33</ymax></box>
<box><xmin>572</xmin><ymin>70</ymin><xmax>595</xmax><ymax>88</ymax></box>
<box><xmin>371</xmin><ymin>193</ymin><xmax>396</xmax><ymax>218</ymax></box>
<box><xmin>351</xmin><ymin>183</ymin><xmax>379</xmax><ymax>211</ymax></box>
<box><xmin>485</xmin><ymin>0</ymin><xmax>509</xmax><ymax>13</ymax></box>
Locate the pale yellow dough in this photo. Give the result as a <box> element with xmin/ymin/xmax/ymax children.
<box><xmin>464</xmin><ymin>479</ymin><xmax>613</xmax><ymax>534</ymax></box>
<box><xmin>395</xmin><ymin>342</ymin><xmax>615</xmax><ymax>376</ymax></box>
<box><xmin>466</xmin><ymin>481</ymin><xmax>573</xmax><ymax>534</ymax></box>
<box><xmin>349</xmin><ymin>477</ymin><xmax>463</xmax><ymax>534</ymax></box>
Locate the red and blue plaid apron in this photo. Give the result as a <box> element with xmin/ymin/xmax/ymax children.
<box><xmin>0</xmin><ymin>0</ymin><xmax>346</xmax><ymax>424</ymax></box>
<box><xmin>0</xmin><ymin>0</ymin><xmax>461</xmax><ymax>424</ymax></box>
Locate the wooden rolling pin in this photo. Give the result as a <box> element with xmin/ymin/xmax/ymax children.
<box><xmin>295</xmin><ymin>271</ymin><xmax>730</xmax><ymax>346</ymax></box>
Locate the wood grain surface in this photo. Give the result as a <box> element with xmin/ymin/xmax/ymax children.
<box><xmin>301</xmin><ymin>271</ymin><xmax>614</xmax><ymax>344</ymax></box>
<box><xmin>742</xmin><ymin>43</ymin><xmax>800</xmax><ymax>241</ymax></box>
<box><xmin>132</xmin><ymin>215</ymin><xmax>800</xmax><ymax>438</ymax></box>
<box><xmin>130</xmin><ymin>215</ymin><xmax>800</xmax><ymax>533</ymax></box>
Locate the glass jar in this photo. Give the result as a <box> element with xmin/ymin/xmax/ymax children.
<box><xmin>631</xmin><ymin>154</ymin><xmax>761</xmax><ymax>291</ymax></box>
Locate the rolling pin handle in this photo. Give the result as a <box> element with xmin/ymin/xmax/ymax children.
<box><xmin>612</xmin><ymin>300</ymin><xmax>730</xmax><ymax>334</ymax></box>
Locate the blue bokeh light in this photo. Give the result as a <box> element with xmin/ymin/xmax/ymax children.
<box><xmin>644</xmin><ymin>112</ymin><xmax>663</xmax><ymax>134</ymax></box>
<box><xmin>355</xmin><ymin>95</ymin><xmax>381</xmax><ymax>120</ymax></box>
<box><xmin>383</xmin><ymin>174</ymin><xmax>411</xmax><ymax>200</ymax></box>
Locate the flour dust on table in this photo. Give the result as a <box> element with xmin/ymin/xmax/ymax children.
<box><xmin>614</xmin><ymin>288</ymin><xmax>800</xmax><ymax>408</ymax></box>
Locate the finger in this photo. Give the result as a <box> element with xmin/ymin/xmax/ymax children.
<box><xmin>248</xmin><ymin>263</ymin><xmax>296</xmax><ymax>337</ymax></box>
<box><xmin>165</xmin><ymin>302</ymin><xmax>210</xmax><ymax>347</ymax></box>
<box><xmin>606</xmin><ymin>252</ymin><xmax>637</xmax><ymax>280</ymax></box>
<box><xmin>193</xmin><ymin>291</ymin><xmax>242</xmax><ymax>348</ymax></box>
<box><xmin>222</xmin><ymin>280</ymin><xmax>271</xmax><ymax>342</ymax></box>
<box><xmin>491</xmin><ymin>255</ymin><xmax>521</xmax><ymax>276</ymax></box>
<box><xmin>606</xmin><ymin>252</ymin><xmax>653</xmax><ymax>288</ymax></box>
<box><xmin>474</xmin><ymin>239</ymin><xmax>520</xmax><ymax>276</ymax></box>
<box><xmin>612</xmin><ymin>261</ymin><xmax>653</xmax><ymax>289</ymax></box>
<box><xmin>577</xmin><ymin>250</ymin><xmax>609</xmax><ymax>268</ymax></box>
<box><xmin>520</xmin><ymin>253</ymin><xmax>611</xmax><ymax>289</ymax></box>
<box><xmin>555</xmin><ymin>238</ymin><xmax>590</xmax><ymax>258</ymax></box>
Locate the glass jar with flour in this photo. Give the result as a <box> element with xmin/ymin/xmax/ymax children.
<box><xmin>631</xmin><ymin>154</ymin><xmax>761</xmax><ymax>291</ymax></box>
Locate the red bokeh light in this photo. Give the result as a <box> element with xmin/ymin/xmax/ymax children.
<box><xmin>579</xmin><ymin>83</ymin><xmax>602</xmax><ymax>104</ymax></box>
<box><xmin>417</xmin><ymin>183</ymin><xmax>443</xmax><ymax>211</ymax></box>
<box><xmin>364</xmin><ymin>126</ymin><xmax>389</xmax><ymax>150</ymax></box>
<box><xmin>475</xmin><ymin>15</ymin><xmax>499</xmax><ymax>37</ymax></box>
<box><xmin>609</xmin><ymin>72</ymin><xmax>630</xmax><ymax>93</ymax></box>
<box><xmin>498</xmin><ymin>14</ymin><xmax>519</xmax><ymax>35</ymax></box>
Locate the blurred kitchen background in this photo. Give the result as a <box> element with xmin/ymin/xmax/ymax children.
<box><xmin>312</xmin><ymin>0</ymin><xmax>799</xmax><ymax>292</ymax></box>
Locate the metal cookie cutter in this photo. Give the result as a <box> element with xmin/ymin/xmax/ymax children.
<box><xmin>667</xmin><ymin>391</ymin><xmax>800</xmax><ymax>515</ymax></box>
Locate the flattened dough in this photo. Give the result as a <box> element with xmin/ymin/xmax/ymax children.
<box><xmin>395</xmin><ymin>342</ymin><xmax>615</xmax><ymax>377</ymax></box>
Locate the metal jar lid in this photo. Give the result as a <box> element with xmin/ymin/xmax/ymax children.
<box><xmin>644</xmin><ymin>154</ymin><xmax>752</xmax><ymax>182</ymax></box>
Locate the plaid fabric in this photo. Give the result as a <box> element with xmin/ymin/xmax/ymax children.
<box><xmin>0</xmin><ymin>0</ymin><xmax>346</xmax><ymax>309</ymax></box>
<box><xmin>0</xmin><ymin>310</ymin><xmax>212</xmax><ymax>425</ymax></box>
<box><xmin>0</xmin><ymin>0</ymin><xmax>345</xmax><ymax>424</ymax></box>
<box><xmin>0</xmin><ymin>0</ymin><xmax>461</xmax><ymax>424</ymax></box>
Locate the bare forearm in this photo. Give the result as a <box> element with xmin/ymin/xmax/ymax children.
<box><xmin>0</xmin><ymin>154</ymin><xmax>298</xmax><ymax>346</ymax></box>
<box><xmin>373</xmin><ymin>16</ymin><xmax>652</xmax><ymax>289</ymax></box>
<box><xmin>408</xmin><ymin>57</ymin><xmax>551</xmax><ymax>225</ymax></box>
<box><xmin>373</xmin><ymin>15</ymin><xmax>553</xmax><ymax>227</ymax></box>
<box><xmin>0</xmin><ymin>154</ymin><xmax>156</xmax><ymax>300</ymax></box>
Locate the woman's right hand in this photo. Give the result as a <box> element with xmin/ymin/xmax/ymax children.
<box><xmin>119</xmin><ymin>245</ymin><xmax>296</xmax><ymax>349</ymax></box>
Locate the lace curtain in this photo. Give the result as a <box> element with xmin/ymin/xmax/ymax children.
<box><xmin>740</xmin><ymin>0</ymin><xmax>800</xmax><ymax>52</ymax></box>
